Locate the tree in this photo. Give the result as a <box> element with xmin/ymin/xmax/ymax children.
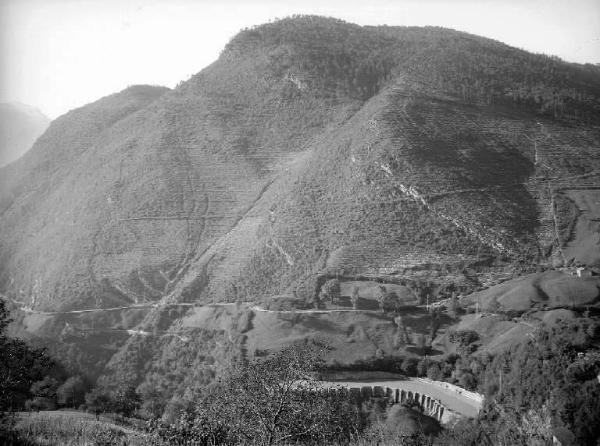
<box><xmin>393</xmin><ymin>332</ymin><xmax>405</xmax><ymax>349</ymax></box>
<box><xmin>449</xmin><ymin>330</ymin><xmax>479</xmax><ymax>356</ymax></box>
<box><xmin>307</xmin><ymin>280</ymin><xmax>326</xmax><ymax>309</ymax></box>
<box><xmin>458</xmin><ymin>372</ymin><xmax>476</xmax><ymax>390</ymax></box>
<box><xmin>383</xmin><ymin>292</ymin><xmax>402</xmax><ymax>313</ymax></box>
<box><xmin>376</xmin><ymin>285</ymin><xmax>387</xmax><ymax>312</ymax></box>
<box><xmin>351</xmin><ymin>285</ymin><xmax>360</xmax><ymax>310</ymax></box>
<box><xmin>0</xmin><ymin>299</ymin><xmax>11</xmax><ymax>334</ymax></box>
<box><xmin>401</xmin><ymin>357</ymin><xmax>418</xmax><ymax>376</ymax></box>
<box><xmin>57</xmin><ymin>375</ymin><xmax>87</xmax><ymax>408</ymax></box>
<box><xmin>394</xmin><ymin>315</ymin><xmax>404</xmax><ymax>329</ymax></box>
<box><xmin>447</xmin><ymin>293</ymin><xmax>460</xmax><ymax>319</ymax></box>
<box><xmin>153</xmin><ymin>342</ymin><xmax>365</xmax><ymax>446</ymax></box>
<box><xmin>429</xmin><ymin>309</ymin><xmax>440</xmax><ymax>340</ymax></box>
<box><xmin>112</xmin><ymin>385</ymin><xmax>141</xmax><ymax>419</ymax></box>
<box><xmin>394</xmin><ymin>315</ymin><xmax>410</xmax><ymax>346</ymax></box>
<box><xmin>416</xmin><ymin>358</ymin><xmax>433</xmax><ymax>377</ymax></box>
<box><xmin>414</xmin><ymin>333</ymin><xmax>427</xmax><ymax>355</ymax></box>
<box><xmin>0</xmin><ymin>298</ymin><xmax>53</xmax><ymax>413</ymax></box>
<box><xmin>426</xmin><ymin>363</ymin><xmax>443</xmax><ymax>380</ymax></box>
<box><xmin>28</xmin><ymin>375</ymin><xmax>60</xmax><ymax>410</ymax></box>
<box><xmin>85</xmin><ymin>388</ymin><xmax>113</xmax><ymax>420</ymax></box>
<box><xmin>308</xmin><ymin>292</ymin><xmax>324</xmax><ymax>309</ymax></box>
<box><xmin>138</xmin><ymin>380</ymin><xmax>168</xmax><ymax>419</ymax></box>
<box><xmin>319</xmin><ymin>279</ymin><xmax>341</xmax><ymax>304</ymax></box>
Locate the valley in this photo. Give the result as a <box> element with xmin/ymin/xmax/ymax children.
<box><xmin>1</xmin><ymin>14</ymin><xmax>600</xmax><ymax>446</ymax></box>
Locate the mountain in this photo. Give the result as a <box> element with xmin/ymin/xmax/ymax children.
<box><xmin>0</xmin><ymin>102</ymin><xmax>50</xmax><ymax>167</ymax></box>
<box><xmin>1</xmin><ymin>16</ymin><xmax>599</xmax><ymax>397</ymax></box>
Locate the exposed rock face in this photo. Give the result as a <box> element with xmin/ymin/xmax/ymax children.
<box><xmin>0</xmin><ymin>102</ymin><xmax>50</xmax><ymax>167</ymax></box>
<box><xmin>1</xmin><ymin>17</ymin><xmax>599</xmax><ymax>387</ymax></box>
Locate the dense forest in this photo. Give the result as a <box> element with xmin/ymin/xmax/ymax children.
<box><xmin>227</xmin><ymin>16</ymin><xmax>600</xmax><ymax>120</ymax></box>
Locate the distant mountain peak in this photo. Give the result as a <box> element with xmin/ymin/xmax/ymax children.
<box><xmin>0</xmin><ymin>102</ymin><xmax>50</xmax><ymax>167</ymax></box>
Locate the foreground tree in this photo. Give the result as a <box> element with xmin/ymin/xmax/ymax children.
<box><xmin>57</xmin><ymin>375</ymin><xmax>88</xmax><ymax>408</ymax></box>
<box><xmin>153</xmin><ymin>342</ymin><xmax>365</xmax><ymax>445</ymax></box>
<box><xmin>85</xmin><ymin>388</ymin><xmax>113</xmax><ymax>420</ymax></box>
<box><xmin>112</xmin><ymin>385</ymin><xmax>141</xmax><ymax>419</ymax></box>
<box><xmin>27</xmin><ymin>375</ymin><xmax>60</xmax><ymax>411</ymax></box>
<box><xmin>0</xmin><ymin>298</ymin><xmax>53</xmax><ymax>413</ymax></box>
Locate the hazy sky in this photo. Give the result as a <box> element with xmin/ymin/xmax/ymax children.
<box><xmin>1</xmin><ymin>0</ymin><xmax>599</xmax><ymax>119</ymax></box>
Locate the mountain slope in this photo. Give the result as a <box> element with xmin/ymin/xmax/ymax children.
<box><xmin>2</xmin><ymin>16</ymin><xmax>600</xmax><ymax>392</ymax></box>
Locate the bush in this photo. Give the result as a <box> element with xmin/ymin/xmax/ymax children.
<box><xmin>57</xmin><ymin>375</ymin><xmax>88</xmax><ymax>408</ymax></box>
<box><xmin>426</xmin><ymin>364</ymin><xmax>443</xmax><ymax>381</ymax></box>
<box><xmin>401</xmin><ymin>357</ymin><xmax>419</xmax><ymax>376</ymax></box>
<box><xmin>112</xmin><ymin>386</ymin><xmax>141</xmax><ymax>419</ymax></box>
<box><xmin>448</xmin><ymin>329</ymin><xmax>479</xmax><ymax>355</ymax></box>
<box><xmin>382</xmin><ymin>291</ymin><xmax>403</xmax><ymax>313</ymax></box>
<box><xmin>319</xmin><ymin>279</ymin><xmax>341</xmax><ymax>303</ymax></box>
<box><xmin>25</xmin><ymin>397</ymin><xmax>56</xmax><ymax>411</ymax></box>
<box><xmin>85</xmin><ymin>389</ymin><xmax>113</xmax><ymax>418</ymax></box>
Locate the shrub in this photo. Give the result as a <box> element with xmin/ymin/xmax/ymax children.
<box><xmin>426</xmin><ymin>364</ymin><xmax>443</xmax><ymax>381</ymax></box>
<box><xmin>57</xmin><ymin>375</ymin><xmax>88</xmax><ymax>408</ymax></box>
<box><xmin>85</xmin><ymin>389</ymin><xmax>113</xmax><ymax>418</ymax></box>
<box><xmin>401</xmin><ymin>357</ymin><xmax>419</xmax><ymax>376</ymax></box>
<box><xmin>319</xmin><ymin>279</ymin><xmax>341</xmax><ymax>304</ymax></box>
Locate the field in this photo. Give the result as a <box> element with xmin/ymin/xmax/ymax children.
<box><xmin>1</xmin><ymin>407</ymin><xmax>440</xmax><ymax>446</ymax></box>
<box><xmin>176</xmin><ymin>268</ymin><xmax>600</xmax><ymax>368</ymax></box>
<box><xmin>5</xmin><ymin>410</ymin><xmax>147</xmax><ymax>446</ymax></box>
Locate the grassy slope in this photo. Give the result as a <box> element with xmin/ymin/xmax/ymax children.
<box><xmin>463</xmin><ymin>271</ymin><xmax>599</xmax><ymax>312</ymax></box>
<box><xmin>11</xmin><ymin>410</ymin><xmax>147</xmax><ymax>445</ymax></box>
<box><xmin>563</xmin><ymin>189</ymin><xmax>600</xmax><ymax>266</ymax></box>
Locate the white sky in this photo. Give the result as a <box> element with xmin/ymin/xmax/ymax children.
<box><xmin>1</xmin><ymin>0</ymin><xmax>599</xmax><ymax>119</ymax></box>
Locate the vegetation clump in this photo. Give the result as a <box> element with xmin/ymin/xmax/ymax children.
<box><xmin>149</xmin><ymin>342</ymin><xmax>367</xmax><ymax>446</ymax></box>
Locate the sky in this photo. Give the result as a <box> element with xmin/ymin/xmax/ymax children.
<box><xmin>1</xmin><ymin>0</ymin><xmax>599</xmax><ymax>119</ymax></box>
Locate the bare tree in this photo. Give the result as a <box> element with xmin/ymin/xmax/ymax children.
<box><xmin>376</xmin><ymin>285</ymin><xmax>387</xmax><ymax>312</ymax></box>
<box><xmin>351</xmin><ymin>285</ymin><xmax>360</xmax><ymax>309</ymax></box>
<box><xmin>153</xmin><ymin>343</ymin><xmax>362</xmax><ymax>446</ymax></box>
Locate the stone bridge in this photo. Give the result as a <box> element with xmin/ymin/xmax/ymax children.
<box><xmin>320</xmin><ymin>382</ymin><xmax>469</xmax><ymax>424</ymax></box>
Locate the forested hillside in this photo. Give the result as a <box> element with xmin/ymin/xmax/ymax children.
<box><xmin>1</xmin><ymin>16</ymin><xmax>599</xmax><ymax>416</ymax></box>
